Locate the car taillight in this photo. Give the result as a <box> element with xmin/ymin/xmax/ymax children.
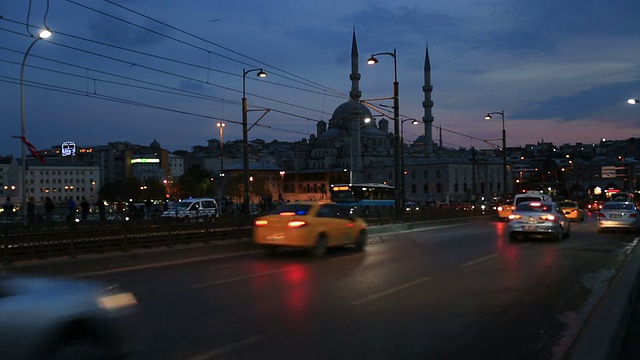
<box><xmin>254</xmin><ymin>219</ymin><xmax>268</xmax><ymax>226</ymax></box>
<box><xmin>598</xmin><ymin>213</ymin><xmax>606</xmax><ymax>219</ymax></box>
<box><xmin>540</xmin><ymin>214</ymin><xmax>555</xmax><ymax>221</ymax></box>
<box><xmin>287</xmin><ymin>220</ymin><xmax>307</xmax><ymax>228</ymax></box>
<box><xmin>508</xmin><ymin>214</ymin><xmax>521</xmax><ymax>220</ymax></box>
<box><xmin>630</xmin><ymin>213</ymin><xmax>638</xmax><ymax>218</ymax></box>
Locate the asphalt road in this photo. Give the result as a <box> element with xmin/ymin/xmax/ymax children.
<box><xmin>9</xmin><ymin>214</ymin><xmax>640</xmax><ymax>359</ymax></box>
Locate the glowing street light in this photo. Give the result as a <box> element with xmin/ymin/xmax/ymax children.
<box><xmin>484</xmin><ymin>110</ymin><xmax>507</xmax><ymax>194</ymax></box>
<box><xmin>628</xmin><ymin>99</ymin><xmax>639</xmax><ymax>105</ymax></box>
<box><xmin>20</xmin><ymin>28</ymin><xmax>51</xmax><ymax>215</ymax></box>
<box><xmin>216</xmin><ymin>122</ymin><xmax>226</xmax><ymax>200</ymax></box>
<box><xmin>367</xmin><ymin>49</ymin><xmax>402</xmax><ymax>221</ymax></box>
<box><xmin>242</xmin><ymin>68</ymin><xmax>267</xmax><ymax>214</ymax></box>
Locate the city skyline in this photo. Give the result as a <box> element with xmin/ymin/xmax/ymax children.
<box><xmin>1</xmin><ymin>1</ymin><xmax>639</xmax><ymax>157</ymax></box>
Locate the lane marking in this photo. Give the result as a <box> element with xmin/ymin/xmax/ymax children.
<box><xmin>186</xmin><ymin>335</ymin><xmax>263</xmax><ymax>360</ymax></box>
<box><xmin>192</xmin><ymin>268</ymin><xmax>293</xmax><ymax>288</ymax></box>
<box><xmin>73</xmin><ymin>250</ymin><xmax>262</xmax><ymax>278</ymax></box>
<box><xmin>461</xmin><ymin>243</ymin><xmax>531</xmax><ymax>267</ymax></box>
<box><xmin>351</xmin><ymin>277</ymin><xmax>430</xmax><ymax>305</ymax></box>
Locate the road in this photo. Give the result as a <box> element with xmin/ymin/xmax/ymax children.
<box><xmin>13</xmin><ymin>214</ymin><xmax>640</xmax><ymax>359</ymax></box>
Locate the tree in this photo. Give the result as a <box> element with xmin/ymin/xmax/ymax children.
<box><xmin>175</xmin><ymin>167</ymin><xmax>216</xmax><ymax>198</ymax></box>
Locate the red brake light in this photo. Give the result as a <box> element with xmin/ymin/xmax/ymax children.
<box><xmin>508</xmin><ymin>214</ymin><xmax>521</xmax><ymax>220</ymax></box>
<box><xmin>540</xmin><ymin>214</ymin><xmax>555</xmax><ymax>221</ymax></box>
<box><xmin>287</xmin><ymin>220</ymin><xmax>307</xmax><ymax>228</ymax></box>
<box><xmin>255</xmin><ymin>219</ymin><xmax>268</xmax><ymax>226</ymax></box>
<box><xmin>630</xmin><ymin>213</ymin><xmax>638</xmax><ymax>218</ymax></box>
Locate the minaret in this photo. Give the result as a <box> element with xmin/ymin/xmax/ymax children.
<box><xmin>349</xmin><ymin>29</ymin><xmax>364</xmax><ymax>183</ymax></box>
<box><xmin>422</xmin><ymin>44</ymin><xmax>434</xmax><ymax>157</ymax></box>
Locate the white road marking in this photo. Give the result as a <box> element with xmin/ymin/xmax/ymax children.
<box><xmin>192</xmin><ymin>268</ymin><xmax>293</xmax><ymax>288</ymax></box>
<box><xmin>351</xmin><ymin>277</ymin><xmax>430</xmax><ymax>305</ymax></box>
<box><xmin>461</xmin><ymin>243</ymin><xmax>531</xmax><ymax>267</ymax></box>
<box><xmin>186</xmin><ymin>335</ymin><xmax>263</xmax><ymax>359</ymax></box>
<box><xmin>74</xmin><ymin>250</ymin><xmax>262</xmax><ymax>278</ymax></box>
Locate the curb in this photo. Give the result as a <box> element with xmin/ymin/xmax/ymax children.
<box><xmin>569</xmin><ymin>238</ymin><xmax>640</xmax><ymax>360</ymax></box>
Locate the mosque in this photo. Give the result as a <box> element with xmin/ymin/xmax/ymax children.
<box><xmin>276</xmin><ymin>31</ymin><xmax>504</xmax><ymax>204</ymax></box>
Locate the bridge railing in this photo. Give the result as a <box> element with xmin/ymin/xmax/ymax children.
<box><xmin>0</xmin><ymin>207</ymin><xmax>490</xmax><ymax>264</ymax></box>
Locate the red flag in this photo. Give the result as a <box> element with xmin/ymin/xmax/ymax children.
<box><xmin>21</xmin><ymin>136</ymin><xmax>45</xmax><ymax>164</ymax></box>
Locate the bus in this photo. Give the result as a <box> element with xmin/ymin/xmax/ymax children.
<box><xmin>329</xmin><ymin>183</ymin><xmax>395</xmax><ymax>217</ymax></box>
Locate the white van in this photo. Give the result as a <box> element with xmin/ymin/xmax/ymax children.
<box><xmin>513</xmin><ymin>191</ymin><xmax>552</xmax><ymax>208</ymax></box>
<box><xmin>161</xmin><ymin>198</ymin><xmax>219</xmax><ymax>220</ymax></box>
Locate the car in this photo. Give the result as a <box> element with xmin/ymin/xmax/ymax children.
<box><xmin>253</xmin><ymin>201</ymin><xmax>368</xmax><ymax>255</ymax></box>
<box><xmin>507</xmin><ymin>201</ymin><xmax>570</xmax><ymax>242</ymax></box>
<box><xmin>0</xmin><ymin>274</ymin><xmax>138</xmax><ymax>360</ymax></box>
<box><xmin>161</xmin><ymin>198</ymin><xmax>219</xmax><ymax>220</ymax></box>
<box><xmin>597</xmin><ymin>202</ymin><xmax>640</xmax><ymax>233</ymax></box>
<box><xmin>586</xmin><ymin>200</ymin><xmax>604</xmax><ymax>212</ymax></box>
<box><xmin>405</xmin><ymin>202</ymin><xmax>421</xmax><ymax>212</ymax></box>
<box><xmin>496</xmin><ymin>203</ymin><xmax>514</xmax><ymax>220</ymax></box>
<box><xmin>557</xmin><ymin>201</ymin><xmax>585</xmax><ymax>222</ymax></box>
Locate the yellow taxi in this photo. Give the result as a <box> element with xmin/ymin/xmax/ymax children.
<box><xmin>496</xmin><ymin>203</ymin><xmax>514</xmax><ymax>221</ymax></box>
<box><xmin>253</xmin><ymin>201</ymin><xmax>368</xmax><ymax>255</ymax></box>
<box><xmin>558</xmin><ymin>201</ymin><xmax>585</xmax><ymax>222</ymax></box>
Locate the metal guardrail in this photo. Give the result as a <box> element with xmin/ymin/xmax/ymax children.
<box><xmin>0</xmin><ymin>208</ymin><xmax>490</xmax><ymax>264</ymax></box>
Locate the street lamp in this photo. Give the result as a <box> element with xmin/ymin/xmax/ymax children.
<box><xmin>242</xmin><ymin>68</ymin><xmax>267</xmax><ymax>214</ymax></box>
<box><xmin>367</xmin><ymin>49</ymin><xmax>401</xmax><ymax>221</ymax></box>
<box><xmin>628</xmin><ymin>99</ymin><xmax>639</xmax><ymax>104</ymax></box>
<box><xmin>484</xmin><ymin>111</ymin><xmax>507</xmax><ymax>195</ymax></box>
<box><xmin>279</xmin><ymin>170</ymin><xmax>285</xmax><ymax>202</ymax></box>
<box><xmin>216</xmin><ymin>122</ymin><xmax>226</xmax><ymax>200</ymax></box>
<box><xmin>401</xmin><ymin>118</ymin><xmax>419</xmax><ymax>203</ymax></box>
<box><xmin>20</xmin><ymin>28</ymin><xmax>51</xmax><ymax>216</ymax></box>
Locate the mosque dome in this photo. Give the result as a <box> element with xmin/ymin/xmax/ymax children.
<box><xmin>329</xmin><ymin>100</ymin><xmax>373</xmax><ymax>128</ymax></box>
<box><xmin>150</xmin><ymin>138</ymin><xmax>161</xmax><ymax>149</ymax></box>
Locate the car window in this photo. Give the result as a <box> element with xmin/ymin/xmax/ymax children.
<box><xmin>269</xmin><ymin>204</ymin><xmax>312</xmax><ymax>215</ymax></box>
<box><xmin>515</xmin><ymin>196</ymin><xmax>542</xmax><ymax>205</ymax></box>
<box><xmin>316</xmin><ymin>204</ymin><xmax>341</xmax><ymax>219</ymax></box>
<box><xmin>515</xmin><ymin>202</ymin><xmax>553</xmax><ymax>212</ymax></box>
<box><xmin>603</xmin><ymin>202</ymin><xmax>634</xmax><ymax>210</ymax></box>
<box><xmin>558</xmin><ymin>202</ymin><xmax>577</xmax><ymax>208</ymax></box>
<box><xmin>202</xmin><ymin>201</ymin><xmax>216</xmax><ymax>209</ymax></box>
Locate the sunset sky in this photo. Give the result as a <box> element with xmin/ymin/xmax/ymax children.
<box><xmin>1</xmin><ymin>0</ymin><xmax>639</xmax><ymax>157</ymax></box>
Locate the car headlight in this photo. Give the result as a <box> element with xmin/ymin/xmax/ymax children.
<box><xmin>97</xmin><ymin>286</ymin><xmax>138</xmax><ymax>311</ymax></box>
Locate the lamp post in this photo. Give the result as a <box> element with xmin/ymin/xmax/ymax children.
<box><xmin>401</xmin><ymin>118</ymin><xmax>419</xmax><ymax>204</ymax></box>
<box><xmin>216</xmin><ymin>122</ymin><xmax>225</xmax><ymax>200</ymax></box>
<box><xmin>242</xmin><ymin>68</ymin><xmax>267</xmax><ymax>215</ymax></box>
<box><xmin>484</xmin><ymin>111</ymin><xmax>507</xmax><ymax>195</ymax></box>
<box><xmin>20</xmin><ymin>28</ymin><xmax>51</xmax><ymax>216</ymax></box>
<box><xmin>279</xmin><ymin>170</ymin><xmax>285</xmax><ymax>202</ymax></box>
<box><xmin>367</xmin><ymin>49</ymin><xmax>401</xmax><ymax>221</ymax></box>
<box><xmin>628</xmin><ymin>99</ymin><xmax>639</xmax><ymax>104</ymax></box>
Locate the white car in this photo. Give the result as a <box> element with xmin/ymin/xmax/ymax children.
<box><xmin>161</xmin><ymin>198</ymin><xmax>219</xmax><ymax>220</ymax></box>
<box><xmin>508</xmin><ymin>201</ymin><xmax>570</xmax><ymax>242</ymax></box>
<box><xmin>597</xmin><ymin>202</ymin><xmax>640</xmax><ymax>233</ymax></box>
<box><xmin>0</xmin><ymin>275</ymin><xmax>138</xmax><ymax>359</ymax></box>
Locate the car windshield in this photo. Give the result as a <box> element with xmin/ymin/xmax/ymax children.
<box><xmin>515</xmin><ymin>202</ymin><xmax>553</xmax><ymax>212</ymax></box>
<box><xmin>603</xmin><ymin>202</ymin><xmax>635</xmax><ymax>210</ymax></box>
<box><xmin>173</xmin><ymin>201</ymin><xmax>194</xmax><ymax>210</ymax></box>
<box><xmin>268</xmin><ymin>204</ymin><xmax>313</xmax><ymax>216</ymax></box>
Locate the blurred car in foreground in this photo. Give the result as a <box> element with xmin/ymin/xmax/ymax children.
<box><xmin>508</xmin><ymin>201</ymin><xmax>570</xmax><ymax>242</ymax></box>
<box><xmin>597</xmin><ymin>202</ymin><xmax>640</xmax><ymax>233</ymax></box>
<box><xmin>0</xmin><ymin>275</ymin><xmax>138</xmax><ymax>360</ymax></box>
<box><xmin>557</xmin><ymin>201</ymin><xmax>585</xmax><ymax>222</ymax></box>
<box><xmin>253</xmin><ymin>201</ymin><xmax>368</xmax><ymax>255</ymax></box>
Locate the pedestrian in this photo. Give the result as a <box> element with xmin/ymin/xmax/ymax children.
<box><xmin>3</xmin><ymin>196</ymin><xmax>14</xmax><ymax>218</ymax></box>
<box><xmin>95</xmin><ymin>197</ymin><xmax>106</xmax><ymax>221</ymax></box>
<box><xmin>44</xmin><ymin>197</ymin><xmax>55</xmax><ymax>222</ymax></box>
<box><xmin>66</xmin><ymin>197</ymin><xmax>77</xmax><ymax>223</ymax></box>
<box><xmin>80</xmin><ymin>196</ymin><xmax>90</xmax><ymax>222</ymax></box>
<box><xmin>145</xmin><ymin>197</ymin><xmax>153</xmax><ymax>220</ymax></box>
<box><xmin>27</xmin><ymin>197</ymin><xmax>36</xmax><ymax>225</ymax></box>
